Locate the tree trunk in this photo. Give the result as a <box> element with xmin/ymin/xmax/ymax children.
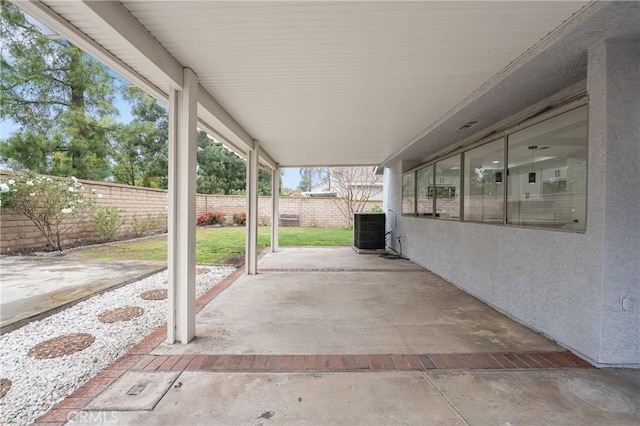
<box><xmin>68</xmin><ymin>46</ymin><xmax>87</xmax><ymax>178</ymax></box>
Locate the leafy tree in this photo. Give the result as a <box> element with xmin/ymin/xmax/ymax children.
<box><xmin>110</xmin><ymin>87</ymin><xmax>168</xmax><ymax>188</ymax></box>
<box><xmin>298</xmin><ymin>168</ymin><xmax>311</xmax><ymax>192</ymax></box>
<box><xmin>110</xmin><ymin>121</ymin><xmax>146</xmax><ymax>186</ymax></box>
<box><xmin>196</xmin><ymin>131</ymin><xmax>246</xmax><ymax>195</ymax></box>
<box><xmin>0</xmin><ymin>1</ymin><xmax>116</xmax><ymax>180</ymax></box>
<box><xmin>258</xmin><ymin>168</ymin><xmax>276</xmax><ymax>196</ymax></box>
<box><xmin>196</xmin><ymin>132</ymin><xmax>280</xmax><ymax>196</ymax></box>
<box><xmin>298</xmin><ymin>167</ymin><xmax>327</xmax><ymax>192</ymax></box>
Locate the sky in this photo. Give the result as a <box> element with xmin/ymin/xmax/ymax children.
<box><xmin>2</xmin><ymin>11</ymin><xmax>303</xmax><ymax>190</ymax></box>
<box><xmin>281</xmin><ymin>168</ymin><xmax>301</xmax><ymax>190</ymax></box>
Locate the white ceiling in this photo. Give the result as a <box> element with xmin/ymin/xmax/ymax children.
<box><xmin>39</xmin><ymin>1</ymin><xmax>593</xmax><ymax>167</ymax></box>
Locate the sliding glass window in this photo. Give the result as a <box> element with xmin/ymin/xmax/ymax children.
<box><xmin>463</xmin><ymin>139</ymin><xmax>505</xmax><ymax>223</ymax></box>
<box><xmin>416</xmin><ymin>165</ymin><xmax>434</xmax><ymax>216</ymax></box>
<box><xmin>401</xmin><ymin>173</ymin><xmax>415</xmax><ymax>215</ymax></box>
<box><xmin>435</xmin><ymin>154</ymin><xmax>461</xmax><ymax>220</ymax></box>
<box><xmin>507</xmin><ymin>105</ymin><xmax>587</xmax><ymax>231</ymax></box>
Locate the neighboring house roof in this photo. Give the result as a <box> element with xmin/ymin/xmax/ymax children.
<box><xmin>310</xmin><ymin>168</ymin><xmax>382</xmax><ymax>193</ymax></box>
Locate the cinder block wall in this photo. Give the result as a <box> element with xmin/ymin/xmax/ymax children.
<box><xmin>0</xmin><ymin>171</ymin><xmax>382</xmax><ymax>253</ymax></box>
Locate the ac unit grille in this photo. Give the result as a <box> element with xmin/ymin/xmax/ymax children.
<box><xmin>353</xmin><ymin>213</ymin><xmax>385</xmax><ymax>250</ymax></box>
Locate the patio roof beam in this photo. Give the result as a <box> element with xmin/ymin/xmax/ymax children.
<box><xmin>75</xmin><ymin>0</ymin><xmax>184</xmax><ymax>89</ymax></box>
<box><xmin>15</xmin><ymin>1</ymin><xmax>266</xmax><ymax>164</ymax></box>
<box><xmin>197</xmin><ymin>84</ymin><xmax>256</xmax><ymax>152</ymax></box>
<box><xmin>197</xmin><ymin>121</ymin><xmax>248</xmax><ymax>160</ymax></box>
<box><xmin>13</xmin><ymin>0</ymin><xmax>166</xmax><ymax>101</ymax></box>
<box><xmin>258</xmin><ymin>146</ymin><xmax>277</xmax><ymax>170</ymax></box>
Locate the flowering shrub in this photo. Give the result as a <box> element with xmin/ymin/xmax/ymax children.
<box><xmin>196</xmin><ymin>211</ymin><xmax>225</xmax><ymax>226</ymax></box>
<box><xmin>233</xmin><ymin>212</ymin><xmax>246</xmax><ymax>226</ymax></box>
<box><xmin>0</xmin><ymin>174</ymin><xmax>100</xmax><ymax>251</ymax></box>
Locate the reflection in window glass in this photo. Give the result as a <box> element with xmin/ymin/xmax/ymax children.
<box><xmin>401</xmin><ymin>173</ymin><xmax>415</xmax><ymax>215</ymax></box>
<box><xmin>507</xmin><ymin>105</ymin><xmax>587</xmax><ymax>231</ymax></box>
<box><xmin>463</xmin><ymin>139</ymin><xmax>504</xmax><ymax>223</ymax></box>
<box><xmin>435</xmin><ymin>154</ymin><xmax>461</xmax><ymax>220</ymax></box>
<box><xmin>416</xmin><ymin>165</ymin><xmax>434</xmax><ymax>216</ymax></box>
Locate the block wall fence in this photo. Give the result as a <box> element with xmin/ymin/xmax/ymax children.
<box><xmin>0</xmin><ymin>172</ymin><xmax>382</xmax><ymax>253</ymax></box>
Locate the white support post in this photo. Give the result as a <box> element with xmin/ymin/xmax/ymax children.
<box><xmin>167</xmin><ymin>68</ymin><xmax>198</xmax><ymax>344</ymax></box>
<box><xmin>245</xmin><ymin>141</ymin><xmax>259</xmax><ymax>275</ymax></box>
<box><xmin>271</xmin><ymin>166</ymin><xmax>280</xmax><ymax>252</ymax></box>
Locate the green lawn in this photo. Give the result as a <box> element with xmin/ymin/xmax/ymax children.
<box><xmin>78</xmin><ymin>226</ymin><xmax>352</xmax><ymax>264</ymax></box>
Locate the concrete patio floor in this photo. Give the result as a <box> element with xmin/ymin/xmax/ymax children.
<box><xmin>0</xmin><ymin>253</ymin><xmax>164</xmax><ymax>333</ymax></box>
<box><xmin>152</xmin><ymin>248</ymin><xmax>559</xmax><ymax>356</ymax></box>
<box><xmin>55</xmin><ymin>247</ymin><xmax>639</xmax><ymax>425</ymax></box>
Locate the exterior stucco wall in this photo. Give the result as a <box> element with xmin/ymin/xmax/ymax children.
<box><xmin>384</xmin><ymin>40</ymin><xmax>640</xmax><ymax>366</ymax></box>
<box><xmin>588</xmin><ymin>39</ymin><xmax>640</xmax><ymax>365</ymax></box>
<box><xmin>387</xmin><ymin>160</ymin><xmax>603</xmax><ymax>363</ymax></box>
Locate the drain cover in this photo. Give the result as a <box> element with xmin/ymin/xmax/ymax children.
<box><xmin>126</xmin><ymin>383</ymin><xmax>148</xmax><ymax>396</ymax></box>
<box><xmin>85</xmin><ymin>371</ymin><xmax>179</xmax><ymax>411</ymax></box>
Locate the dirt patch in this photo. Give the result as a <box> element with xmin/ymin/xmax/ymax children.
<box><xmin>0</xmin><ymin>378</ymin><xmax>11</xmax><ymax>399</ymax></box>
<box><xmin>220</xmin><ymin>253</ymin><xmax>245</xmax><ymax>267</ymax></box>
<box><xmin>98</xmin><ymin>306</ymin><xmax>145</xmax><ymax>324</ymax></box>
<box><xmin>196</xmin><ymin>267</ymin><xmax>210</xmax><ymax>275</ymax></box>
<box><xmin>28</xmin><ymin>333</ymin><xmax>95</xmax><ymax>359</ymax></box>
<box><xmin>140</xmin><ymin>289</ymin><xmax>167</xmax><ymax>301</ymax></box>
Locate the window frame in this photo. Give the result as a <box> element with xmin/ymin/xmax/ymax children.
<box><xmin>504</xmin><ymin>104</ymin><xmax>588</xmax><ymax>232</ymax></box>
<box><xmin>416</xmin><ymin>164</ymin><xmax>435</xmax><ymax>217</ymax></box>
<box><xmin>399</xmin><ymin>96</ymin><xmax>588</xmax><ymax>233</ymax></box>
<box><xmin>434</xmin><ymin>153</ymin><xmax>462</xmax><ymax>220</ymax></box>
<box><xmin>401</xmin><ymin>172</ymin><xmax>417</xmax><ymax>216</ymax></box>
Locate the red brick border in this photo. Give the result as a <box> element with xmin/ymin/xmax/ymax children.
<box><xmin>121</xmin><ymin>351</ymin><xmax>592</xmax><ymax>374</ymax></box>
<box><xmin>36</xmin><ymin>350</ymin><xmax>590</xmax><ymax>425</ymax></box>
<box><xmin>34</xmin><ymin>256</ymin><xmax>593</xmax><ymax>425</ymax></box>
<box><xmin>35</xmin><ymin>264</ymin><xmax>246</xmax><ymax>425</ymax></box>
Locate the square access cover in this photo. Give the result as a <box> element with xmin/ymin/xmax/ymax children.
<box><xmin>85</xmin><ymin>371</ymin><xmax>179</xmax><ymax>411</ymax></box>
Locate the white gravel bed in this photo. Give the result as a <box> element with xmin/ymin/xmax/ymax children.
<box><xmin>0</xmin><ymin>265</ymin><xmax>235</xmax><ymax>426</ymax></box>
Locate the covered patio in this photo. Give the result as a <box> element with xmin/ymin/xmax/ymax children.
<box><xmin>13</xmin><ymin>1</ymin><xmax>639</xmax><ymax>369</ymax></box>
<box><xmin>52</xmin><ymin>248</ymin><xmax>638</xmax><ymax>425</ymax></box>
<box><xmin>6</xmin><ymin>1</ymin><xmax>639</xmax><ymax>421</ymax></box>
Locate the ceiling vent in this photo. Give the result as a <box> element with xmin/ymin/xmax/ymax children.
<box><xmin>459</xmin><ymin>120</ymin><xmax>479</xmax><ymax>130</ymax></box>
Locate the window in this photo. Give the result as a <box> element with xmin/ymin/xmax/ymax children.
<box><xmin>463</xmin><ymin>139</ymin><xmax>504</xmax><ymax>223</ymax></box>
<box><xmin>507</xmin><ymin>105</ymin><xmax>587</xmax><ymax>231</ymax></box>
<box><xmin>416</xmin><ymin>165</ymin><xmax>434</xmax><ymax>216</ymax></box>
<box><xmin>399</xmin><ymin>101</ymin><xmax>587</xmax><ymax>232</ymax></box>
<box><xmin>401</xmin><ymin>173</ymin><xmax>415</xmax><ymax>215</ymax></box>
<box><xmin>435</xmin><ymin>154</ymin><xmax>461</xmax><ymax>219</ymax></box>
